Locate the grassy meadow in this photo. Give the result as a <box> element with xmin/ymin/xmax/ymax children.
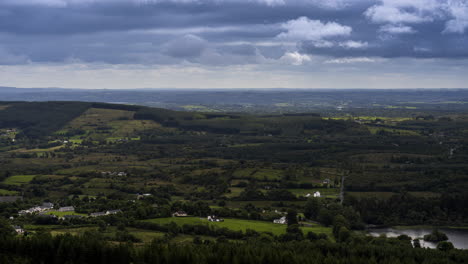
<box><xmin>143</xmin><ymin>217</ymin><xmax>332</xmax><ymax>237</ymax></box>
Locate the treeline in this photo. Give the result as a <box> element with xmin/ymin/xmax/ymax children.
<box><xmin>346</xmin><ymin>192</ymin><xmax>468</xmax><ymax>225</ymax></box>
<box><xmin>1</xmin><ymin>230</ymin><xmax>468</xmax><ymax>264</ymax></box>
<box><xmin>0</xmin><ymin>102</ymin><xmax>91</xmax><ymax>138</ymax></box>
<box><xmin>134</xmin><ymin>107</ymin><xmax>353</xmax><ymax>136</ymax></box>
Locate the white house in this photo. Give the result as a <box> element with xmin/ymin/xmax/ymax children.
<box><xmin>313</xmin><ymin>191</ymin><xmax>321</xmax><ymax>198</ymax></box>
<box><xmin>106</xmin><ymin>209</ymin><xmax>122</xmax><ymax>215</ymax></box>
<box><xmin>13</xmin><ymin>226</ymin><xmax>24</xmax><ymax>234</ymax></box>
<box><xmin>273</xmin><ymin>216</ymin><xmax>287</xmax><ymax>224</ymax></box>
<box><xmin>207</xmin><ymin>215</ymin><xmax>224</xmax><ymax>222</ymax></box>
<box><xmin>305</xmin><ymin>193</ymin><xmax>311</xmax><ymax>198</ymax></box>
<box><xmin>172</xmin><ymin>211</ymin><xmax>188</xmax><ymax>217</ymax></box>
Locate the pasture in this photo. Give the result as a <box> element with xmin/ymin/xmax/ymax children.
<box><xmin>2</xmin><ymin>175</ymin><xmax>36</xmax><ymax>185</ymax></box>
<box><xmin>144</xmin><ymin>217</ymin><xmax>331</xmax><ymax>236</ymax></box>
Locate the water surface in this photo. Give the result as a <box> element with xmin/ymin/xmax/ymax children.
<box><xmin>368</xmin><ymin>227</ymin><xmax>468</xmax><ymax>249</ymax></box>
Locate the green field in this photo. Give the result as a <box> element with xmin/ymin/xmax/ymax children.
<box><xmin>45</xmin><ymin>211</ymin><xmax>87</xmax><ymax>217</ymax></box>
<box><xmin>2</xmin><ymin>175</ymin><xmax>36</xmax><ymax>185</ymax></box>
<box><xmin>144</xmin><ymin>217</ymin><xmax>331</xmax><ymax>236</ymax></box>
<box><xmin>0</xmin><ymin>189</ymin><xmax>19</xmax><ymax>195</ymax></box>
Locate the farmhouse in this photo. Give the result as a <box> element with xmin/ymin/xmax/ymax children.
<box><xmin>313</xmin><ymin>191</ymin><xmax>321</xmax><ymax>198</ymax></box>
<box><xmin>273</xmin><ymin>216</ymin><xmax>287</xmax><ymax>225</ymax></box>
<box><xmin>90</xmin><ymin>212</ymin><xmax>106</xmax><ymax>217</ymax></box>
<box><xmin>58</xmin><ymin>206</ymin><xmax>75</xmax><ymax>212</ymax></box>
<box><xmin>13</xmin><ymin>225</ymin><xmax>24</xmax><ymax>234</ymax></box>
<box><xmin>172</xmin><ymin>211</ymin><xmax>188</xmax><ymax>217</ymax></box>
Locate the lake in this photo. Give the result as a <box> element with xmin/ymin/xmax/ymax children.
<box><xmin>368</xmin><ymin>227</ymin><xmax>468</xmax><ymax>249</ymax></box>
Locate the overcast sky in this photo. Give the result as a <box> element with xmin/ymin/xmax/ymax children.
<box><xmin>0</xmin><ymin>0</ymin><xmax>467</xmax><ymax>89</ymax></box>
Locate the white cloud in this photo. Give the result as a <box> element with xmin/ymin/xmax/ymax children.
<box><xmin>444</xmin><ymin>0</ymin><xmax>468</xmax><ymax>33</ymax></box>
<box><xmin>379</xmin><ymin>24</ymin><xmax>416</xmax><ymax>34</ymax></box>
<box><xmin>365</xmin><ymin>5</ymin><xmax>433</xmax><ymax>24</ymax></box>
<box><xmin>277</xmin><ymin>17</ymin><xmax>352</xmax><ymax>41</ymax></box>
<box><xmin>324</xmin><ymin>57</ymin><xmax>377</xmax><ymax>64</ymax></box>
<box><xmin>339</xmin><ymin>40</ymin><xmax>368</xmax><ymax>49</ymax></box>
<box><xmin>365</xmin><ymin>0</ymin><xmax>468</xmax><ymax>34</ymax></box>
<box><xmin>279</xmin><ymin>51</ymin><xmax>311</xmax><ymax>65</ymax></box>
<box><xmin>364</xmin><ymin>0</ymin><xmax>447</xmax><ymax>25</ymax></box>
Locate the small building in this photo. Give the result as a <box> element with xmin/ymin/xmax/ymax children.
<box><xmin>207</xmin><ymin>215</ymin><xmax>224</xmax><ymax>222</ymax></box>
<box><xmin>13</xmin><ymin>225</ymin><xmax>24</xmax><ymax>234</ymax></box>
<box><xmin>313</xmin><ymin>191</ymin><xmax>321</xmax><ymax>198</ymax></box>
<box><xmin>273</xmin><ymin>216</ymin><xmax>287</xmax><ymax>225</ymax></box>
<box><xmin>90</xmin><ymin>212</ymin><xmax>106</xmax><ymax>217</ymax></box>
<box><xmin>323</xmin><ymin>179</ymin><xmax>331</xmax><ymax>185</ymax></box>
<box><xmin>136</xmin><ymin>193</ymin><xmax>152</xmax><ymax>199</ymax></box>
<box><xmin>106</xmin><ymin>209</ymin><xmax>122</xmax><ymax>215</ymax></box>
<box><xmin>305</xmin><ymin>193</ymin><xmax>311</xmax><ymax>198</ymax></box>
<box><xmin>172</xmin><ymin>211</ymin><xmax>188</xmax><ymax>217</ymax></box>
<box><xmin>58</xmin><ymin>206</ymin><xmax>75</xmax><ymax>212</ymax></box>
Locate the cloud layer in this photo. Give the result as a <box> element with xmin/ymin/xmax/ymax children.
<box><xmin>0</xmin><ymin>0</ymin><xmax>467</xmax><ymax>88</ymax></box>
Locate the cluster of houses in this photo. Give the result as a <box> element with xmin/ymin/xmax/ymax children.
<box><xmin>172</xmin><ymin>211</ymin><xmax>224</xmax><ymax>222</ymax></box>
<box><xmin>0</xmin><ymin>128</ymin><xmax>17</xmax><ymax>142</ymax></box>
<box><xmin>17</xmin><ymin>202</ymin><xmax>121</xmax><ymax>219</ymax></box>
<box><xmin>0</xmin><ymin>128</ymin><xmax>17</xmax><ymax>136</ymax></box>
<box><xmin>18</xmin><ymin>202</ymin><xmax>54</xmax><ymax>215</ymax></box>
<box><xmin>305</xmin><ymin>191</ymin><xmax>321</xmax><ymax>198</ymax></box>
<box><xmin>101</xmin><ymin>171</ymin><xmax>128</xmax><ymax>177</ymax></box>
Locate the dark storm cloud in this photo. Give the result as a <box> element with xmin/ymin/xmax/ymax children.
<box><xmin>0</xmin><ymin>0</ymin><xmax>467</xmax><ymax>65</ymax></box>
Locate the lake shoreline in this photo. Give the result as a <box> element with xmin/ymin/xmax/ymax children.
<box><xmin>367</xmin><ymin>226</ymin><xmax>468</xmax><ymax>250</ymax></box>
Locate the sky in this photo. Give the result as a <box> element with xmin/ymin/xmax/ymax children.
<box><xmin>0</xmin><ymin>0</ymin><xmax>467</xmax><ymax>89</ymax></box>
